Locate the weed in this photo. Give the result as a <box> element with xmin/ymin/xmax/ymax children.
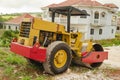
<box><xmin>5</xmin><ymin>53</ymin><xmax>27</xmax><ymax>65</ymax></box>
<box><xmin>0</xmin><ymin>62</ymin><xmax>5</xmax><ymax>67</ymax></box>
<box><xmin>92</xmin><ymin>68</ymin><xmax>99</xmax><ymax>74</ymax></box>
<box><xmin>0</xmin><ymin>51</ymin><xmax>7</xmax><ymax>60</ymax></box>
<box><xmin>35</xmin><ymin>75</ymin><xmax>47</xmax><ymax>80</ymax></box>
<box><xmin>70</xmin><ymin>65</ymin><xmax>89</xmax><ymax>73</ymax></box>
<box><xmin>21</xmin><ymin>76</ymin><xmax>31</xmax><ymax>80</ymax></box>
<box><xmin>4</xmin><ymin>66</ymin><xmax>13</xmax><ymax>76</ymax></box>
<box><xmin>0</xmin><ymin>49</ymin><xmax>7</xmax><ymax>55</ymax></box>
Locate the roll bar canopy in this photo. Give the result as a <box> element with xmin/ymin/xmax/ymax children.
<box><xmin>49</xmin><ymin>6</ymin><xmax>89</xmax><ymax>32</ymax></box>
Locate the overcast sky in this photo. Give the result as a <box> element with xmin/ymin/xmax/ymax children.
<box><xmin>0</xmin><ymin>0</ymin><xmax>120</xmax><ymax>14</ymax></box>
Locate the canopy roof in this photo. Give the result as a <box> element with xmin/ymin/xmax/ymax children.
<box><xmin>49</xmin><ymin>6</ymin><xmax>89</xmax><ymax>16</ymax></box>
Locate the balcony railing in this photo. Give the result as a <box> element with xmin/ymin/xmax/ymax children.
<box><xmin>91</xmin><ymin>19</ymin><xmax>106</xmax><ymax>27</ymax></box>
<box><xmin>111</xmin><ymin>22</ymin><xmax>117</xmax><ymax>26</ymax></box>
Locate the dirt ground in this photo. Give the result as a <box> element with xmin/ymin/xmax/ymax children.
<box><xmin>52</xmin><ymin>46</ymin><xmax>120</xmax><ymax>80</ymax></box>
<box><xmin>104</xmin><ymin>46</ymin><xmax>120</xmax><ymax>68</ymax></box>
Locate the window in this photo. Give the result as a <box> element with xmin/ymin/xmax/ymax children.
<box><xmin>94</xmin><ymin>11</ymin><xmax>99</xmax><ymax>19</ymax></box>
<box><xmin>99</xmin><ymin>29</ymin><xmax>102</xmax><ymax>35</ymax></box>
<box><xmin>111</xmin><ymin>16</ymin><xmax>117</xmax><ymax>26</ymax></box>
<box><xmin>90</xmin><ymin>29</ymin><xmax>94</xmax><ymax>35</ymax></box>
<box><xmin>112</xmin><ymin>16</ymin><xmax>116</xmax><ymax>22</ymax></box>
<box><xmin>111</xmin><ymin>29</ymin><xmax>114</xmax><ymax>33</ymax></box>
<box><xmin>49</xmin><ymin>12</ymin><xmax>59</xmax><ymax>17</ymax></box>
<box><xmin>16</xmin><ymin>26</ymin><xmax>17</xmax><ymax>30</ymax></box>
<box><xmin>9</xmin><ymin>26</ymin><xmax>11</xmax><ymax>29</ymax></box>
<box><xmin>101</xmin><ymin>12</ymin><xmax>105</xmax><ymax>18</ymax></box>
<box><xmin>117</xmin><ymin>26</ymin><xmax>120</xmax><ymax>30</ymax></box>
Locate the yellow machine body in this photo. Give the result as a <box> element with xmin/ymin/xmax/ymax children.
<box><xmin>18</xmin><ymin>18</ymin><xmax>92</xmax><ymax>57</ymax></box>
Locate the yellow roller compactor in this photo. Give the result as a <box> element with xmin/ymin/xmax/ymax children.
<box><xmin>10</xmin><ymin>6</ymin><xmax>108</xmax><ymax>75</ymax></box>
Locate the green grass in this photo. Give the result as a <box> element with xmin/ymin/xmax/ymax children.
<box><xmin>21</xmin><ymin>76</ymin><xmax>31</xmax><ymax>80</ymax></box>
<box><xmin>94</xmin><ymin>34</ymin><xmax>120</xmax><ymax>47</ymax></box>
<box><xmin>5</xmin><ymin>53</ymin><xmax>27</xmax><ymax>65</ymax></box>
<box><xmin>4</xmin><ymin>66</ymin><xmax>14</xmax><ymax>76</ymax></box>
<box><xmin>0</xmin><ymin>48</ymin><xmax>48</xmax><ymax>80</ymax></box>
<box><xmin>35</xmin><ymin>75</ymin><xmax>47</xmax><ymax>80</ymax></box>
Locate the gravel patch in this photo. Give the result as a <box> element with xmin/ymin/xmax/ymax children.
<box><xmin>53</xmin><ymin>69</ymin><xmax>113</xmax><ymax>80</ymax></box>
<box><xmin>53</xmin><ymin>46</ymin><xmax>120</xmax><ymax>80</ymax></box>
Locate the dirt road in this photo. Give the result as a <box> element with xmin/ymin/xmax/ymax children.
<box><xmin>104</xmin><ymin>46</ymin><xmax>120</xmax><ymax>68</ymax></box>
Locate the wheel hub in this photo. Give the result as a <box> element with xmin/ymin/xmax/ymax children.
<box><xmin>54</xmin><ymin>50</ymin><xmax>67</xmax><ymax>68</ymax></box>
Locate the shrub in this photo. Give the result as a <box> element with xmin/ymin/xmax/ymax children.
<box><xmin>0</xmin><ymin>30</ymin><xmax>19</xmax><ymax>47</ymax></box>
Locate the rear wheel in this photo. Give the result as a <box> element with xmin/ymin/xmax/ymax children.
<box><xmin>72</xmin><ymin>44</ymin><xmax>104</xmax><ymax>68</ymax></box>
<box><xmin>43</xmin><ymin>41</ymin><xmax>72</xmax><ymax>75</ymax></box>
<box><xmin>90</xmin><ymin>44</ymin><xmax>104</xmax><ymax>68</ymax></box>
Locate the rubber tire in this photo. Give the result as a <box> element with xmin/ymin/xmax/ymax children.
<box><xmin>43</xmin><ymin>41</ymin><xmax>72</xmax><ymax>75</ymax></box>
<box><xmin>90</xmin><ymin>44</ymin><xmax>104</xmax><ymax>68</ymax></box>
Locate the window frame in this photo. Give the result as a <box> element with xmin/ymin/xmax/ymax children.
<box><xmin>90</xmin><ymin>29</ymin><xmax>94</xmax><ymax>35</ymax></box>
<box><xmin>94</xmin><ymin>11</ymin><xmax>99</xmax><ymax>19</ymax></box>
<box><xmin>99</xmin><ymin>29</ymin><xmax>102</xmax><ymax>35</ymax></box>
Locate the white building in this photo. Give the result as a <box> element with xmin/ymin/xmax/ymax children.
<box><xmin>4</xmin><ymin>13</ymin><xmax>33</xmax><ymax>31</ymax></box>
<box><xmin>42</xmin><ymin>0</ymin><xmax>118</xmax><ymax>40</ymax></box>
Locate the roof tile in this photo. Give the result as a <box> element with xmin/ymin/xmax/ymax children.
<box><xmin>6</xmin><ymin>13</ymin><xmax>33</xmax><ymax>24</ymax></box>
<box><xmin>104</xmin><ymin>3</ymin><xmax>118</xmax><ymax>8</ymax></box>
<box><xmin>45</xmin><ymin>0</ymin><xmax>118</xmax><ymax>9</ymax></box>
